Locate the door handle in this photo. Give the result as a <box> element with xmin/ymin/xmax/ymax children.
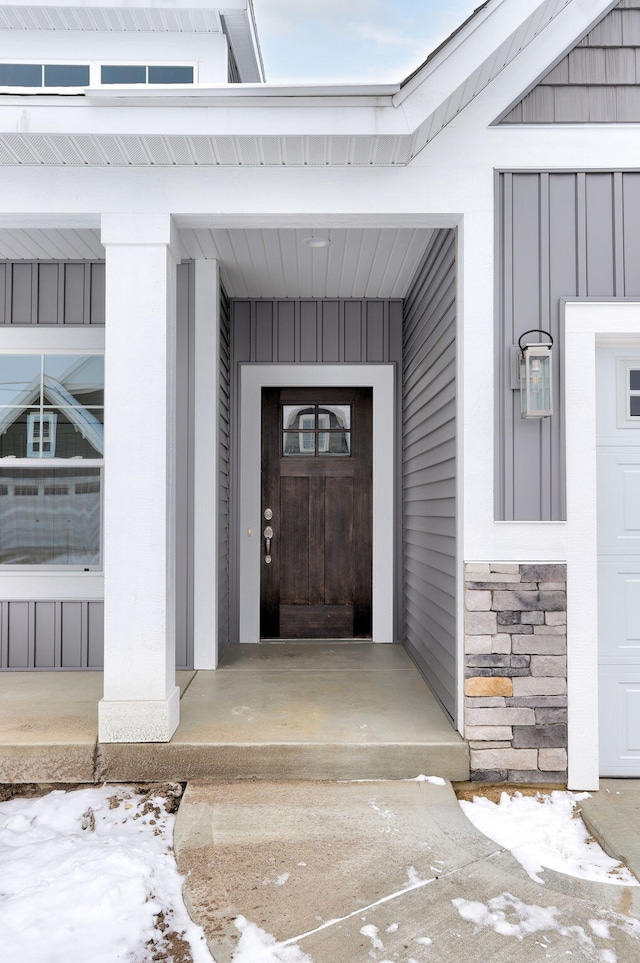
<box><xmin>264</xmin><ymin>525</ymin><xmax>274</xmax><ymax>562</ymax></box>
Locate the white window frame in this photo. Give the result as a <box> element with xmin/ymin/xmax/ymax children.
<box><xmin>0</xmin><ymin>327</ymin><xmax>104</xmax><ymax>592</ymax></box>
<box><xmin>0</xmin><ymin>60</ymin><xmax>198</xmax><ymax>94</ymax></box>
<box><xmin>616</xmin><ymin>357</ymin><xmax>640</xmax><ymax>428</ymax></box>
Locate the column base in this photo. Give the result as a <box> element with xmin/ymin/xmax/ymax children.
<box><xmin>98</xmin><ymin>686</ymin><xmax>180</xmax><ymax>743</ymax></box>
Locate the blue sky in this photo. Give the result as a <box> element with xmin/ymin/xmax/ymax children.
<box><xmin>254</xmin><ymin>1</ymin><xmax>483</xmax><ymax>84</ymax></box>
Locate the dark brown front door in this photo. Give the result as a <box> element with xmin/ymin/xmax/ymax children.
<box><xmin>260</xmin><ymin>387</ymin><xmax>372</xmax><ymax>639</ymax></box>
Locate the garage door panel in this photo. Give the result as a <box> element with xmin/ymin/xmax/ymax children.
<box><xmin>599</xmin><ymin>666</ymin><xmax>640</xmax><ymax>774</ymax></box>
<box><xmin>598</xmin><ymin>561</ymin><xmax>640</xmax><ymax>660</ymax></box>
<box><xmin>598</xmin><ymin>451</ymin><xmax>640</xmax><ymax>552</ymax></box>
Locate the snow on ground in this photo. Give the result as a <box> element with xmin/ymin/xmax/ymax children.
<box><xmin>231</xmin><ymin>917</ymin><xmax>314</xmax><ymax>963</ymax></box>
<box><xmin>459</xmin><ymin>790</ymin><xmax>638</xmax><ymax>886</ymax></box>
<box><xmin>452</xmin><ymin>891</ymin><xmax>640</xmax><ymax>962</ymax></box>
<box><xmin>0</xmin><ymin>784</ymin><xmax>213</xmax><ymax>963</ymax></box>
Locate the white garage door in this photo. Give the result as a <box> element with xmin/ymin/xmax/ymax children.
<box><xmin>597</xmin><ymin>346</ymin><xmax>640</xmax><ymax>775</ymax></box>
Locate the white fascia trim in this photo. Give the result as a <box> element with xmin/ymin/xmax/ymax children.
<box><xmin>239</xmin><ymin>365</ymin><xmax>395</xmax><ymax>645</ymax></box>
<box><xmin>84</xmin><ymin>84</ymin><xmax>399</xmax><ymax>105</ymax></box>
<box><xmin>564</xmin><ymin>299</ymin><xmax>640</xmax><ymax>791</ymax></box>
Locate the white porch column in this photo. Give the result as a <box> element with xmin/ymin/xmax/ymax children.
<box><xmin>193</xmin><ymin>259</ymin><xmax>220</xmax><ymax>669</ymax></box>
<box><xmin>99</xmin><ymin>213</ymin><xmax>180</xmax><ymax>743</ymax></box>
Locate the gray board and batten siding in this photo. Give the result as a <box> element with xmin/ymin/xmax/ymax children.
<box><xmin>229</xmin><ymin>297</ymin><xmax>404</xmax><ymax>645</ymax></box>
<box><xmin>402</xmin><ymin>229</ymin><xmax>457</xmax><ymax>724</ymax></box>
<box><xmin>1</xmin><ymin>600</ymin><xmax>104</xmax><ymax>670</ymax></box>
<box><xmin>497</xmin><ymin>171</ymin><xmax>640</xmax><ymax>521</ymax></box>
<box><xmin>0</xmin><ymin>260</ymin><xmax>105</xmax><ymax>325</ymax></box>
<box><xmin>499</xmin><ymin>0</ymin><xmax>640</xmax><ymax>124</ymax></box>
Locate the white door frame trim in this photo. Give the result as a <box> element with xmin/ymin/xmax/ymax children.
<box><xmin>564</xmin><ymin>299</ymin><xmax>640</xmax><ymax>790</ymax></box>
<box><xmin>238</xmin><ymin>364</ymin><xmax>395</xmax><ymax>644</ymax></box>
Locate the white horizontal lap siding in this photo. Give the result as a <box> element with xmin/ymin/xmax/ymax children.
<box><xmin>402</xmin><ymin>229</ymin><xmax>457</xmax><ymax>722</ymax></box>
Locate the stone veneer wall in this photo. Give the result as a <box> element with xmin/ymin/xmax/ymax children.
<box><xmin>464</xmin><ymin>563</ymin><xmax>567</xmax><ymax>783</ymax></box>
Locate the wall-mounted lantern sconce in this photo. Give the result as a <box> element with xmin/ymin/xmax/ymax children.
<box><xmin>518</xmin><ymin>329</ymin><xmax>553</xmax><ymax>418</ymax></box>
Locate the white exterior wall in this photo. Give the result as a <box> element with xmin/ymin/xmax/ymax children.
<box><xmin>1</xmin><ymin>30</ymin><xmax>229</xmax><ymax>84</ymax></box>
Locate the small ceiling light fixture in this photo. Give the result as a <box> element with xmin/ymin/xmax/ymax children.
<box><xmin>303</xmin><ymin>235</ymin><xmax>331</xmax><ymax>249</ymax></box>
<box><xmin>518</xmin><ymin>329</ymin><xmax>553</xmax><ymax>419</ymax></box>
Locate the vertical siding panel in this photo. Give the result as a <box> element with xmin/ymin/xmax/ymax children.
<box><xmin>0</xmin><ymin>602</ymin><xmax>8</xmax><ymax>667</ymax></box>
<box><xmin>90</xmin><ymin>262</ymin><xmax>106</xmax><ymax>326</ymax></box>
<box><xmin>321</xmin><ymin>300</ymin><xmax>340</xmax><ymax>362</ymax></box>
<box><xmin>389</xmin><ymin>300</ymin><xmax>403</xmax><ymax>364</ymax></box>
<box><xmin>7</xmin><ymin>601</ymin><xmax>30</xmax><ymax>669</ymax></box>
<box><xmin>0</xmin><ymin>263</ymin><xmax>5</xmax><ymax>324</ymax></box>
<box><xmin>511</xmin><ymin>175</ymin><xmax>544</xmax><ymax>520</ymax></box>
<box><xmin>300</xmin><ymin>301</ymin><xmax>318</xmax><ymax>361</ymax></box>
<box><xmin>343</xmin><ymin>300</ymin><xmax>362</xmax><ymax>362</ymax></box>
<box><xmin>623</xmin><ymin>173</ymin><xmax>640</xmax><ymax>295</ymax></box>
<box><xmin>276</xmin><ymin>300</ymin><xmax>295</xmax><ymax>362</ymax></box>
<box><xmin>402</xmin><ymin>229</ymin><xmax>457</xmax><ymax>722</ymax></box>
<box><xmin>11</xmin><ymin>263</ymin><xmax>33</xmax><ymax>324</ymax></box>
<box><xmin>586</xmin><ymin>174</ymin><xmax>616</xmax><ymax>296</ymax></box>
<box><xmin>60</xmin><ymin>601</ymin><xmax>83</xmax><ymax>667</ymax></box>
<box><xmin>539</xmin><ymin>174</ymin><xmax>552</xmax><ymax>521</ymax></box>
<box><xmin>88</xmin><ymin>601</ymin><xmax>104</xmax><ymax>668</ymax></box>
<box><xmin>365</xmin><ymin>301</ymin><xmax>385</xmax><ymax>362</ymax></box>
<box><xmin>613</xmin><ymin>172</ymin><xmax>625</xmax><ymax>296</ymax></box>
<box><xmin>63</xmin><ymin>263</ymin><xmax>85</xmax><ymax>325</ymax></box>
<box><xmin>233</xmin><ymin>300</ymin><xmax>252</xmax><ymax>362</ymax></box>
<box><xmin>576</xmin><ymin>173</ymin><xmax>588</xmax><ymax>296</ymax></box>
<box><xmin>34</xmin><ymin>601</ymin><xmax>56</xmax><ymax>668</ymax></box>
<box><xmin>549</xmin><ymin>174</ymin><xmax>578</xmax><ymax>521</ymax></box>
<box><xmin>498</xmin><ymin>173</ymin><xmax>514</xmax><ymax>519</ymax></box>
<box><xmin>37</xmin><ymin>263</ymin><xmax>59</xmax><ymax>324</ymax></box>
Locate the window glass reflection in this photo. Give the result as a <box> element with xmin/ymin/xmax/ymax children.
<box><xmin>0</xmin><ymin>467</ymin><xmax>101</xmax><ymax>565</ymax></box>
<box><xmin>44</xmin><ymin>64</ymin><xmax>90</xmax><ymax>87</ymax></box>
<box><xmin>0</xmin><ymin>355</ymin><xmax>104</xmax><ymax>458</ymax></box>
<box><xmin>282</xmin><ymin>403</ymin><xmax>351</xmax><ymax>456</ymax></box>
<box><xmin>0</xmin><ymin>356</ymin><xmax>41</xmax><ymax>407</ymax></box>
<box><xmin>44</xmin><ymin>355</ymin><xmax>104</xmax><ymax>407</ymax></box>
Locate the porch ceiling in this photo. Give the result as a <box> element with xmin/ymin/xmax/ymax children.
<box><xmin>0</xmin><ymin>226</ymin><xmax>434</xmax><ymax>299</ymax></box>
<box><xmin>182</xmin><ymin>227</ymin><xmax>435</xmax><ymax>299</ymax></box>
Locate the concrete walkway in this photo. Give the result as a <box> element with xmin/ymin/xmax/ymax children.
<box><xmin>0</xmin><ymin>644</ymin><xmax>469</xmax><ymax>782</ymax></box>
<box><xmin>175</xmin><ymin>778</ymin><xmax>640</xmax><ymax>963</ymax></box>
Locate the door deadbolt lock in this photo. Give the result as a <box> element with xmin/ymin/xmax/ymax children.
<box><xmin>264</xmin><ymin>508</ymin><xmax>273</xmax><ymax>520</ymax></box>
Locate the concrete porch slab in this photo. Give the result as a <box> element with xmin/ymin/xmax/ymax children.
<box><xmin>0</xmin><ymin>645</ymin><xmax>469</xmax><ymax>783</ymax></box>
<box><xmin>99</xmin><ymin>644</ymin><xmax>469</xmax><ymax>782</ymax></box>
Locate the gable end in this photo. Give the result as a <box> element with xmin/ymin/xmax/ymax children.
<box><xmin>499</xmin><ymin>0</ymin><xmax>640</xmax><ymax>124</ymax></box>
